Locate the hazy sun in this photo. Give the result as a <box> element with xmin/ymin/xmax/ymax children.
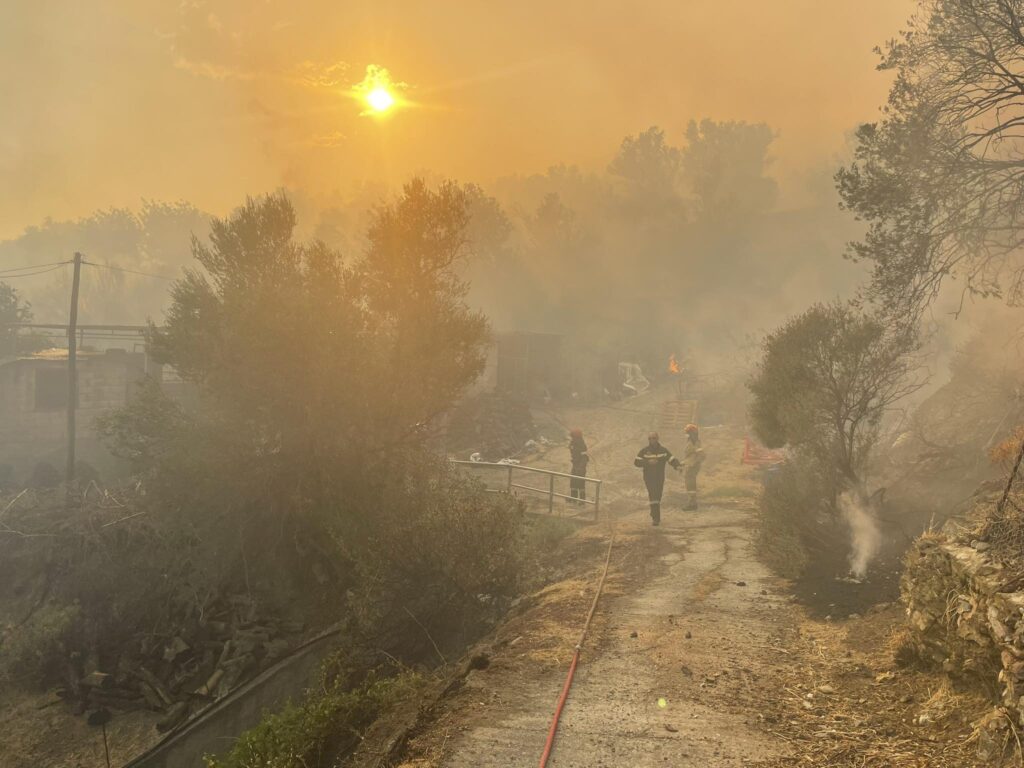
<box><xmin>352</xmin><ymin>65</ymin><xmax>406</xmax><ymax>117</ymax></box>
<box><xmin>366</xmin><ymin>87</ymin><xmax>395</xmax><ymax>113</ymax></box>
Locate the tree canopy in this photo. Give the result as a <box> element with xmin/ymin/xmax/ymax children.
<box><xmin>749</xmin><ymin>302</ymin><xmax>923</xmax><ymax>495</ymax></box>
<box><xmin>838</xmin><ymin>0</ymin><xmax>1024</xmax><ymax>318</ymax></box>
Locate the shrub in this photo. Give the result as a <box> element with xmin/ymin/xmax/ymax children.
<box><xmin>344</xmin><ymin>455</ymin><xmax>524</xmax><ymax>651</ymax></box>
<box><xmin>0</xmin><ymin>603</ymin><xmax>82</xmax><ymax>686</ymax></box>
<box><xmin>204</xmin><ymin>667</ymin><xmax>423</xmax><ymax>768</ymax></box>
<box><xmin>756</xmin><ymin>462</ymin><xmax>826</xmax><ymax>579</ymax></box>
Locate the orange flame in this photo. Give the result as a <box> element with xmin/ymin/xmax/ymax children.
<box><xmin>668</xmin><ymin>354</ymin><xmax>680</xmax><ymax>374</ymax></box>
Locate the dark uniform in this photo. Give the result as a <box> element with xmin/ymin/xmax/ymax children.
<box><xmin>634</xmin><ymin>439</ymin><xmax>680</xmax><ymax>525</ymax></box>
<box><xmin>569</xmin><ymin>435</ymin><xmax>589</xmax><ymax>503</ymax></box>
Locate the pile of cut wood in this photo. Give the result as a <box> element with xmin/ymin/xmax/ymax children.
<box><xmin>63</xmin><ymin>600</ymin><xmax>305</xmax><ymax>732</ymax></box>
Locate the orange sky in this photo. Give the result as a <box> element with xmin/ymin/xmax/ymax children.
<box><xmin>0</xmin><ymin>0</ymin><xmax>915</xmax><ymax>239</ymax></box>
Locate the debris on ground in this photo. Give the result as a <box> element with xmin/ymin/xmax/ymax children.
<box><xmin>445</xmin><ymin>392</ymin><xmax>536</xmax><ymax>461</ymax></box>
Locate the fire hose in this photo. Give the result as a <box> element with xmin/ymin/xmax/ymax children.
<box><xmin>537</xmin><ymin>525</ymin><xmax>616</xmax><ymax>767</ymax></box>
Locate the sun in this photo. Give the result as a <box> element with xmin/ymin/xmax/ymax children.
<box><xmin>352</xmin><ymin>65</ymin><xmax>406</xmax><ymax>117</ymax></box>
<box><xmin>366</xmin><ymin>86</ymin><xmax>395</xmax><ymax>113</ymax></box>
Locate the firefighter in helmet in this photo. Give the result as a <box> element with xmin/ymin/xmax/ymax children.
<box><xmin>682</xmin><ymin>423</ymin><xmax>705</xmax><ymax>511</ymax></box>
<box><xmin>634</xmin><ymin>431</ymin><xmax>681</xmax><ymax>526</ymax></box>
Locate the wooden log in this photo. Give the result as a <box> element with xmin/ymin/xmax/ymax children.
<box><xmin>156</xmin><ymin>701</ymin><xmax>188</xmax><ymax>733</ymax></box>
<box><xmin>133</xmin><ymin>668</ymin><xmax>173</xmax><ymax>707</ymax></box>
<box><xmin>193</xmin><ymin>668</ymin><xmax>223</xmax><ymax>698</ymax></box>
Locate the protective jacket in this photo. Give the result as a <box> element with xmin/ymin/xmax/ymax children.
<box><xmin>570</xmin><ymin>438</ymin><xmax>589</xmax><ymax>475</ymax></box>
<box><xmin>682</xmin><ymin>439</ymin><xmax>704</xmax><ymax>469</ymax></box>
<box><xmin>634</xmin><ymin>443</ymin><xmax>680</xmax><ymax>483</ymax></box>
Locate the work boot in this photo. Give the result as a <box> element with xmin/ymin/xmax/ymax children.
<box><xmin>650</xmin><ymin>503</ymin><xmax>661</xmax><ymax>526</ymax></box>
<box><xmin>683</xmin><ymin>492</ymin><xmax>698</xmax><ymax>511</ymax></box>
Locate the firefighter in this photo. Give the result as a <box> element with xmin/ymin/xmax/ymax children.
<box><xmin>568</xmin><ymin>428</ymin><xmax>589</xmax><ymax>504</ymax></box>
<box><xmin>634</xmin><ymin>431</ymin><xmax>681</xmax><ymax>526</ymax></box>
<box><xmin>682</xmin><ymin>423</ymin><xmax>704</xmax><ymax>510</ymax></box>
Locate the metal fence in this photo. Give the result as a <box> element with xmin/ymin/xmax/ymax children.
<box><xmin>451</xmin><ymin>460</ymin><xmax>602</xmax><ymax>520</ymax></box>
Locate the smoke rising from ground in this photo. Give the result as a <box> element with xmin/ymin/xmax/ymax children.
<box><xmin>840</xmin><ymin>491</ymin><xmax>882</xmax><ymax>579</ymax></box>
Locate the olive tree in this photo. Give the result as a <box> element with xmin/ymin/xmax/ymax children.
<box><xmin>838</xmin><ymin>0</ymin><xmax>1024</xmax><ymax>319</ymax></box>
<box><xmin>749</xmin><ymin>302</ymin><xmax>924</xmax><ymax>501</ymax></box>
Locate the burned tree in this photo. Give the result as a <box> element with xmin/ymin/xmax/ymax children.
<box><xmin>838</xmin><ymin>0</ymin><xmax>1024</xmax><ymax>319</ymax></box>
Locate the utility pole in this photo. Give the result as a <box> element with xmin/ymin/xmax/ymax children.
<box><xmin>66</xmin><ymin>252</ymin><xmax>82</xmax><ymax>490</ymax></box>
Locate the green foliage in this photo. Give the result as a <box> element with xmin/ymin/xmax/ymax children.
<box><xmin>94</xmin><ymin>376</ymin><xmax>189</xmax><ymax>472</ymax></box>
<box><xmin>204</xmin><ymin>668</ymin><xmax>423</xmax><ymax>768</ymax></box>
<box><xmin>99</xmin><ymin>182</ymin><xmax>514</xmax><ymax>641</ymax></box>
<box><xmin>682</xmin><ymin>118</ymin><xmax>777</xmax><ymax>219</ymax></box>
<box><xmin>0</xmin><ymin>201</ymin><xmax>209</xmax><ymax>323</ymax></box>
<box><xmin>608</xmin><ymin>126</ymin><xmax>683</xmax><ymax>200</ymax></box>
<box><xmin>748</xmin><ymin>301</ymin><xmax>921</xmax><ymax>493</ymax></box>
<box><xmin>756</xmin><ymin>463</ymin><xmax>826</xmax><ymax>579</ymax></box>
<box><xmin>0</xmin><ymin>484</ymin><xmax>214</xmax><ymax>688</ymax></box>
<box><xmin>836</xmin><ymin>0</ymin><xmax>1024</xmax><ymax>317</ymax></box>
<box><xmin>141</xmin><ymin>183</ymin><xmax>488</xmax><ymax>496</ymax></box>
<box><xmin>344</xmin><ymin>455</ymin><xmax>524</xmax><ymax>637</ymax></box>
<box><xmin>0</xmin><ymin>281</ymin><xmax>46</xmax><ymax>354</ymax></box>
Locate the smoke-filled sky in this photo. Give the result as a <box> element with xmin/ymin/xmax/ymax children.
<box><xmin>1</xmin><ymin>0</ymin><xmax>913</xmax><ymax>239</ymax></box>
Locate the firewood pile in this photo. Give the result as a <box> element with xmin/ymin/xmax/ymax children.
<box><xmin>0</xmin><ymin>486</ymin><xmax>310</xmax><ymax>734</ymax></box>
<box><xmin>62</xmin><ymin>600</ymin><xmax>306</xmax><ymax>732</ymax></box>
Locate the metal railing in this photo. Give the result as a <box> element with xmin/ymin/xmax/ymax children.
<box><xmin>451</xmin><ymin>460</ymin><xmax>602</xmax><ymax>520</ymax></box>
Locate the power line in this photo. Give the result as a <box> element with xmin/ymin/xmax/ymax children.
<box><xmin>0</xmin><ymin>264</ymin><xmax>71</xmax><ymax>279</ymax></box>
<box><xmin>0</xmin><ymin>260</ymin><xmax>72</xmax><ymax>275</ymax></box>
<box><xmin>81</xmin><ymin>260</ymin><xmax>177</xmax><ymax>281</ymax></box>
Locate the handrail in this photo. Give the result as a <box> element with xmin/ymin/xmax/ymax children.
<box><xmin>450</xmin><ymin>460</ymin><xmax>603</xmax><ymax>486</ymax></box>
<box><xmin>451</xmin><ymin>459</ymin><xmax>602</xmax><ymax>520</ymax></box>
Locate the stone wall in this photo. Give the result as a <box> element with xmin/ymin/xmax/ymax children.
<box><xmin>903</xmin><ymin>535</ymin><xmax>1024</xmax><ymax>720</ymax></box>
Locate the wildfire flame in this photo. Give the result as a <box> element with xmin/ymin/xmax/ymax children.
<box><xmin>668</xmin><ymin>354</ymin><xmax>680</xmax><ymax>374</ymax></box>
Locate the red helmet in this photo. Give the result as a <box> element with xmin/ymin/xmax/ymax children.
<box><xmin>684</xmin><ymin>423</ymin><xmax>699</xmax><ymax>434</ymax></box>
<box><xmin>570</xmin><ymin>428</ymin><xmax>583</xmax><ymax>438</ymax></box>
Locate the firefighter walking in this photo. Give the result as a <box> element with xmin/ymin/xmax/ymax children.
<box><xmin>634</xmin><ymin>431</ymin><xmax>681</xmax><ymax>526</ymax></box>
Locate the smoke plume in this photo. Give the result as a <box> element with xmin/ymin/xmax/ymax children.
<box><xmin>839</xmin><ymin>491</ymin><xmax>881</xmax><ymax>579</ymax></box>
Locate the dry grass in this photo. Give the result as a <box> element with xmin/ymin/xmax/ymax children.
<box><xmin>752</xmin><ymin>607</ymin><xmax>1009</xmax><ymax>768</ymax></box>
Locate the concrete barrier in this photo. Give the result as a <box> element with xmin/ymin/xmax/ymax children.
<box><xmin>123</xmin><ymin>627</ymin><xmax>343</xmax><ymax>768</ymax></box>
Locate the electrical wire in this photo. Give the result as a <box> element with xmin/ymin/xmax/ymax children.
<box><xmin>0</xmin><ymin>264</ymin><xmax>71</xmax><ymax>279</ymax></box>
<box><xmin>0</xmin><ymin>260</ymin><xmax>71</xmax><ymax>275</ymax></box>
<box><xmin>81</xmin><ymin>260</ymin><xmax>176</xmax><ymax>281</ymax></box>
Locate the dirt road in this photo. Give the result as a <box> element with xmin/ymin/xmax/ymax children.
<box><xmin>400</xmin><ymin>394</ymin><xmax>799</xmax><ymax>766</ymax></box>
<box><xmin>441</xmin><ymin>508</ymin><xmax>792</xmax><ymax>767</ymax></box>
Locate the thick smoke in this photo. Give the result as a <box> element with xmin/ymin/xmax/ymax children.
<box><xmin>839</xmin><ymin>491</ymin><xmax>881</xmax><ymax>579</ymax></box>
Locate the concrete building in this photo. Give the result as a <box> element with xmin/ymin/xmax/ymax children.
<box><xmin>0</xmin><ymin>347</ymin><xmax>154</xmax><ymax>481</ymax></box>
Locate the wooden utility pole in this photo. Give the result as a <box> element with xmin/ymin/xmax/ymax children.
<box><xmin>66</xmin><ymin>252</ymin><xmax>82</xmax><ymax>489</ymax></box>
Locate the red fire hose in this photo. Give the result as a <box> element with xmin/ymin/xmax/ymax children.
<box><xmin>538</xmin><ymin>527</ymin><xmax>616</xmax><ymax>767</ymax></box>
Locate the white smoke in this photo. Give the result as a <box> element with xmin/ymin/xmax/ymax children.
<box><xmin>839</xmin><ymin>491</ymin><xmax>881</xmax><ymax>579</ymax></box>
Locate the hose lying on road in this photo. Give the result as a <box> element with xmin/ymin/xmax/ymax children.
<box><xmin>538</xmin><ymin>523</ymin><xmax>616</xmax><ymax>767</ymax></box>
